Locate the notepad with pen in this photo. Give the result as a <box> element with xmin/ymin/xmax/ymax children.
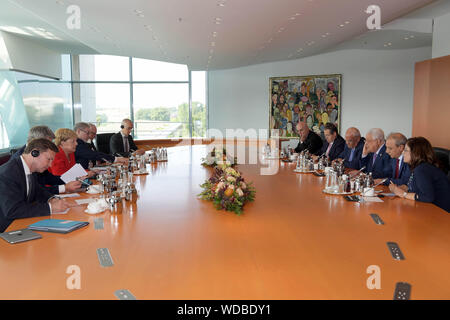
<box><xmin>28</xmin><ymin>219</ymin><xmax>89</xmax><ymax>234</ymax></box>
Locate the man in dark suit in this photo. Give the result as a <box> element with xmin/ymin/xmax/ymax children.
<box><xmin>294</xmin><ymin>121</ymin><xmax>323</xmax><ymax>155</ymax></box>
<box><xmin>0</xmin><ymin>139</ymin><xmax>70</xmax><ymax>232</ymax></box>
<box><xmin>87</xmin><ymin>123</ymin><xmax>98</xmax><ymax>152</ymax></box>
<box><xmin>110</xmin><ymin>119</ymin><xmax>146</xmax><ymax>157</ymax></box>
<box><xmin>360</xmin><ymin>128</ymin><xmax>392</xmax><ymax>179</ymax></box>
<box><xmin>315</xmin><ymin>123</ymin><xmax>345</xmax><ymax>161</ymax></box>
<box><xmin>379</xmin><ymin>132</ymin><xmax>411</xmax><ymax>186</ymax></box>
<box><xmin>10</xmin><ymin>125</ymin><xmax>81</xmax><ymax>194</ymax></box>
<box><xmin>337</xmin><ymin>127</ymin><xmax>365</xmax><ymax>170</ymax></box>
<box><xmin>74</xmin><ymin>122</ymin><xmax>128</xmax><ymax>169</ymax></box>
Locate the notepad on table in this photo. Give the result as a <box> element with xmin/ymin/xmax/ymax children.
<box><xmin>28</xmin><ymin>219</ymin><xmax>89</xmax><ymax>234</ymax></box>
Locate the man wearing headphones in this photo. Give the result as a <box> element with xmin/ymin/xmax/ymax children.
<box><xmin>10</xmin><ymin>125</ymin><xmax>82</xmax><ymax>194</ymax></box>
<box><xmin>110</xmin><ymin>119</ymin><xmax>146</xmax><ymax>158</ymax></box>
<box><xmin>0</xmin><ymin>139</ymin><xmax>70</xmax><ymax>232</ymax></box>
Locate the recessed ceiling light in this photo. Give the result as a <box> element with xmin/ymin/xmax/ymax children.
<box><xmin>212</xmin><ymin>32</ymin><xmax>218</xmax><ymax>37</ymax></box>
<box><xmin>345</xmin><ymin>21</ymin><xmax>350</xmax><ymax>24</ymax></box>
<box><xmin>144</xmin><ymin>25</ymin><xmax>152</xmax><ymax>30</ymax></box>
<box><xmin>322</xmin><ymin>35</ymin><xmax>327</xmax><ymax>38</ymax></box>
<box><xmin>339</xmin><ymin>24</ymin><xmax>345</xmax><ymax>27</ymax></box>
<box><xmin>134</xmin><ymin>9</ymin><xmax>143</xmax><ymax>14</ymax></box>
<box><xmin>410</xmin><ymin>35</ymin><xmax>415</xmax><ymax>38</ymax></box>
<box><xmin>278</xmin><ymin>27</ymin><xmax>285</xmax><ymax>33</ymax></box>
<box><xmin>404</xmin><ymin>37</ymin><xmax>409</xmax><ymax>40</ymax></box>
<box><xmin>137</xmin><ymin>13</ymin><xmax>145</xmax><ymax>18</ymax></box>
<box><xmin>388</xmin><ymin>42</ymin><xmax>392</xmax><ymax>45</ymax></box>
<box><xmin>326</xmin><ymin>32</ymin><xmax>331</xmax><ymax>35</ymax></box>
<box><xmin>289</xmin><ymin>17</ymin><xmax>296</xmax><ymax>20</ymax></box>
<box><xmin>297</xmin><ymin>48</ymin><xmax>303</xmax><ymax>52</ymax></box>
<box><xmin>295</xmin><ymin>13</ymin><xmax>301</xmax><ymax>16</ymax></box>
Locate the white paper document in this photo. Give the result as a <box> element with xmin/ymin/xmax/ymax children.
<box><xmin>58</xmin><ymin>193</ymin><xmax>81</xmax><ymax>198</ymax></box>
<box><xmin>60</xmin><ymin>164</ymin><xmax>88</xmax><ymax>183</ymax></box>
<box><xmin>75</xmin><ymin>198</ymin><xmax>97</xmax><ymax>205</ymax></box>
<box><xmin>362</xmin><ymin>196</ymin><xmax>384</xmax><ymax>203</ymax></box>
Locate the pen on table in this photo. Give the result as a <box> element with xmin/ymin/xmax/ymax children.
<box><xmin>76</xmin><ymin>177</ymin><xmax>91</xmax><ymax>187</ymax></box>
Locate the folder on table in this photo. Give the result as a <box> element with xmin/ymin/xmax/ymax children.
<box><xmin>28</xmin><ymin>219</ymin><xmax>89</xmax><ymax>234</ymax></box>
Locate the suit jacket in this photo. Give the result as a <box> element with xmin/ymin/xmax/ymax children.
<box><xmin>408</xmin><ymin>163</ymin><xmax>450</xmax><ymax>213</ymax></box>
<box><xmin>0</xmin><ymin>157</ymin><xmax>52</xmax><ymax>232</ymax></box>
<box><xmin>319</xmin><ymin>135</ymin><xmax>345</xmax><ymax>161</ymax></box>
<box><xmin>10</xmin><ymin>145</ymin><xmax>64</xmax><ymax>194</ymax></box>
<box><xmin>384</xmin><ymin>158</ymin><xmax>411</xmax><ymax>186</ymax></box>
<box><xmin>75</xmin><ymin>138</ymin><xmax>115</xmax><ymax>169</ymax></box>
<box><xmin>338</xmin><ymin>138</ymin><xmax>365</xmax><ymax>170</ymax></box>
<box><xmin>294</xmin><ymin>131</ymin><xmax>323</xmax><ymax>155</ymax></box>
<box><xmin>110</xmin><ymin>132</ymin><xmax>138</xmax><ymax>157</ymax></box>
<box><xmin>360</xmin><ymin>144</ymin><xmax>392</xmax><ymax>179</ymax></box>
<box><xmin>48</xmin><ymin>146</ymin><xmax>76</xmax><ymax>176</ymax></box>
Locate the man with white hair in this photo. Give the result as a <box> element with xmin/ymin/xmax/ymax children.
<box><xmin>337</xmin><ymin>127</ymin><xmax>365</xmax><ymax>169</ymax></box>
<box><xmin>360</xmin><ymin>128</ymin><xmax>391</xmax><ymax>179</ymax></box>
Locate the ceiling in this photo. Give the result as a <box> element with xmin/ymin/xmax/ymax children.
<box><xmin>0</xmin><ymin>0</ymin><xmax>448</xmax><ymax>70</ymax></box>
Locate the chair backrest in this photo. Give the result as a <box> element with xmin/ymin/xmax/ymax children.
<box><xmin>433</xmin><ymin>147</ymin><xmax>450</xmax><ymax>177</ymax></box>
<box><xmin>95</xmin><ymin>133</ymin><xmax>115</xmax><ymax>155</ymax></box>
<box><xmin>0</xmin><ymin>153</ymin><xmax>11</xmax><ymax>166</ymax></box>
<box><xmin>9</xmin><ymin>148</ymin><xmax>18</xmax><ymax>156</ymax></box>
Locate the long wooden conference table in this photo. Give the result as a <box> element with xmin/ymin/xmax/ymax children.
<box><xmin>1</xmin><ymin>145</ymin><xmax>449</xmax><ymax>299</ymax></box>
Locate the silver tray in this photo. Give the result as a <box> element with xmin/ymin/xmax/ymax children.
<box><xmin>322</xmin><ymin>189</ymin><xmax>354</xmax><ymax>195</ymax></box>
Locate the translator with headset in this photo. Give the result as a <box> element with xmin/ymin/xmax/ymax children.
<box><xmin>0</xmin><ymin>139</ymin><xmax>70</xmax><ymax>233</ymax></box>
<box><xmin>110</xmin><ymin>119</ymin><xmax>146</xmax><ymax>158</ymax></box>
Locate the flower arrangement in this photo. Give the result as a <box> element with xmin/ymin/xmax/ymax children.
<box><xmin>198</xmin><ymin>164</ymin><xmax>256</xmax><ymax>215</ymax></box>
<box><xmin>201</xmin><ymin>147</ymin><xmax>237</xmax><ymax>167</ymax></box>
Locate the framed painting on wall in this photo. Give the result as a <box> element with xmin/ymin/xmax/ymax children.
<box><xmin>269</xmin><ymin>74</ymin><xmax>342</xmax><ymax>139</ymax></box>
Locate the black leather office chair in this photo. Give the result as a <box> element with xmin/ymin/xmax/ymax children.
<box><xmin>9</xmin><ymin>148</ymin><xmax>18</xmax><ymax>156</ymax></box>
<box><xmin>433</xmin><ymin>147</ymin><xmax>450</xmax><ymax>179</ymax></box>
<box><xmin>95</xmin><ymin>133</ymin><xmax>115</xmax><ymax>155</ymax></box>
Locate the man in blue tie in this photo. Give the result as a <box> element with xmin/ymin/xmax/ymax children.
<box><xmin>360</xmin><ymin>128</ymin><xmax>391</xmax><ymax>179</ymax></box>
<box><xmin>376</xmin><ymin>132</ymin><xmax>411</xmax><ymax>185</ymax></box>
<box><xmin>337</xmin><ymin>127</ymin><xmax>365</xmax><ymax>169</ymax></box>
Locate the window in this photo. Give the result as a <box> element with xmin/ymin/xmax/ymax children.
<box><xmin>80</xmin><ymin>83</ymin><xmax>130</xmax><ymax>133</ymax></box>
<box><xmin>133</xmin><ymin>83</ymin><xmax>189</xmax><ymax>139</ymax></box>
<box><xmin>191</xmin><ymin>71</ymin><xmax>207</xmax><ymax>137</ymax></box>
<box><xmin>132</xmin><ymin>58</ymin><xmax>188</xmax><ymax>82</ymax></box>
<box><xmin>80</xmin><ymin>55</ymin><xmax>129</xmax><ymax>82</ymax></box>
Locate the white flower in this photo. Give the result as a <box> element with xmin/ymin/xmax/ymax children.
<box><xmin>228</xmin><ymin>184</ymin><xmax>235</xmax><ymax>190</ymax></box>
<box><xmin>240</xmin><ymin>182</ymin><xmax>247</xmax><ymax>190</ymax></box>
<box><xmin>216</xmin><ymin>182</ymin><xmax>225</xmax><ymax>190</ymax></box>
<box><xmin>236</xmin><ymin>188</ymin><xmax>244</xmax><ymax>197</ymax></box>
<box><xmin>226</xmin><ymin>176</ymin><xmax>236</xmax><ymax>182</ymax></box>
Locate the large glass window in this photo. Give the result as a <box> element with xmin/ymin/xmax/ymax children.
<box><xmin>191</xmin><ymin>71</ymin><xmax>207</xmax><ymax>138</ymax></box>
<box><xmin>132</xmin><ymin>58</ymin><xmax>188</xmax><ymax>82</ymax></box>
<box><xmin>79</xmin><ymin>55</ymin><xmax>129</xmax><ymax>82</ymax></box>
<box><xmin>80</xmin><ymin>83</ymin><xmax>130</xmax><ymax>133</ymax></box>
<box><xmin>133</xmin><ymin>83</ymin><xmax>189</xmax><ymax>139</ymax></box>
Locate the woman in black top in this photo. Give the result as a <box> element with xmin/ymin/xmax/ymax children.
<box><xmin>390</xmin><ymin>137</ymin><xmax>450</xmax><ymax>212</ymax></box>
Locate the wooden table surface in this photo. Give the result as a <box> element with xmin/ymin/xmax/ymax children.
<box><xmin>1</xmin><ymin>145</ymin><xmax>449</xmax><ymax>300</ymax></box>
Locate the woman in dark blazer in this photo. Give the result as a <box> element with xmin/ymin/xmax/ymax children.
<box><xmin>389</xmin><ymin>137</ymin><xmax>450</xmax><ymax>212</ymax></box>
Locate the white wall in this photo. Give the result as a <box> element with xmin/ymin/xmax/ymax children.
<box><xmin>0</xmin><ymin>31</ymin><xmax>62</xmax><ymax>79</ymax></box>
<box><xmin>208</xmin><ymin>46</ymin><xmax>431</xmax><ymax>138</ymax></box>
<box><xmin>432</xmin><ymin>11</ymin><xmax>450</xmax><ymax>59</ymax></box>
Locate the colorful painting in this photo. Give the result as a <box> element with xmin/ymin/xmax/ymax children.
<box><xmin>269</xmin><ymin>74</ymin><xmax>342</xmax><ymax>139</ymax></box>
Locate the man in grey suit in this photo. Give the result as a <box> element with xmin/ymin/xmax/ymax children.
<box><xmin>109</xmin><ymin>119</ymin><xmax>146</xmax><ymax>157</ymax></box>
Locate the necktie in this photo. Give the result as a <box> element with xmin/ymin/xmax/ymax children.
<box><xmin>395</xmin><ymin>159</ymin><xmax>400</xmax><ymax>179</ymax></box>
<box><xmin>349</xmin><ymin>148</ymin><xmax>355</xmax><ymax>162</ymax></box>
<box><xmin>27</xmin><ymin>173</ymin><xmax>33</xmax><ymax>200</ymax></box>
<box><xmin>326</xmin><ymin>142</ymin><xmax>333</xmax><ymax>156</ymax></box>
<box><xmin>124</xmin><ymin>136</ymin><xmax>129</xmax><ymax>153</ymax></box>
<box><xmin>372</xmin><ymin>153</ymin><xmax>377</xmax><ymax>166</ymax></box>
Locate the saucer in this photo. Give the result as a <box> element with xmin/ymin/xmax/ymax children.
<box><xmin>84</xmin><ymin>208</ymin><xmax>105</xmax><ymax>214</ymax></box>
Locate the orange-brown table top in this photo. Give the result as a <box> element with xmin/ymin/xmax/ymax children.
<box><xmin>1</xmin><ymin>145</ymin><xmax>449</xmax><ymax>299</ymax></box>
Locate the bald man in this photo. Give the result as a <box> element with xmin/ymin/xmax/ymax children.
<box><xmin>378</xmin><ymin>132</ymin><xmax>411</xmax><ymax>186</ymax></box>
<box><xmin>110</xmin><ymin>119</ymin><xmax>145</xmax><ymax>157</ymax></box>
<box><xmin>294</xmin><ymin>121</ymin><xmax>323</xmax><ymax>155</ymax></box>
<box><xmin>337</xmin><ymin>127</ymin><xmax>365</xmax><ymax>169</ymax></box>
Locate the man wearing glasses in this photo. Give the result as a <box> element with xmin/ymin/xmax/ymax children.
<box><xmin>110</xmin><ymin>119</ymin><xmax>146</xmax><ymax>158</ymax></box>
<box><xmin>74</xmin><ymin>122</ymin><xmax>128</xmax><ymax>169</ymax></box>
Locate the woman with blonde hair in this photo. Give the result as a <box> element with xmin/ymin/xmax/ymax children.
<box><xmin>49</xmin><ymin>128</ymin><xmax>94</xmax><ymax>177</ymax></box>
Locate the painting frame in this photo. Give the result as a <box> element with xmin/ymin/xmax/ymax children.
<box><xmin>269</xmin><ymin>74</ymin><xmax>342</xmax><ymax>139</ymax></box>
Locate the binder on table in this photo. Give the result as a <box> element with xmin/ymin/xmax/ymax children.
<box><xmin>28</xmin><ymin>219</ymin><xmax>89</xmax><ymax>234</ymax></box>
